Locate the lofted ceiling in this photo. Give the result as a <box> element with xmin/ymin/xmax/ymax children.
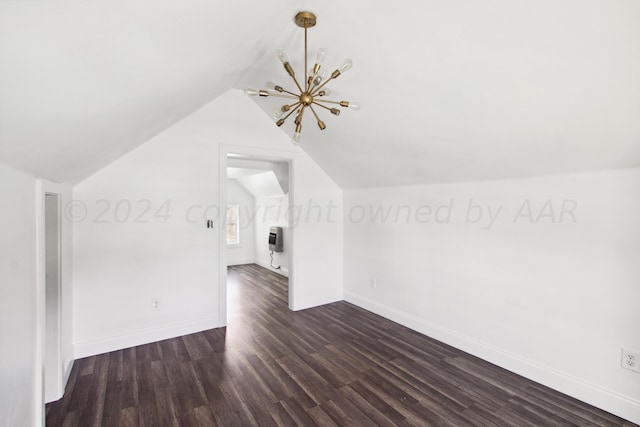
<box><xmin>0</xmin><ymin>0</ymin><xmax>298</xmax><ymax>183</ymax></box>
<box><xmin>227</xmin><ymin>158</ymin><xmax>289</xmax><ymax>197</ymax></box>
<box><xmin>1</xmin><ymin>1</ymin><xmax>639</xmax><ymax>187</ymax></box>
<box><xmin>229</xmin><ymin>170</ymin><xmax>286</xmax><ymax>199</ymax></box>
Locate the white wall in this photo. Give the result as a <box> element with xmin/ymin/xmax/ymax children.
<box><xmin>226</xmin><ymin>179</ymin><xmax>255</xmax><ymax>266</ymax></box>
<box><xmin>254</xmin><ymin>194</ymin><xmax>290</xmax><ymax>276</ymax></box>
<box><xmin>0</xmin><ymin>163</ymin><xmax>36</xmax><ymax>427</ymax></box>
<box><xmin>343</xmin><ymin>168</ymin><xmax>640</xmax><ymax>424</ymax></box>
<box><xmin>73</xmin><ymin>89</ymin><xmax>343</xmax><ymax>358</ymax></box>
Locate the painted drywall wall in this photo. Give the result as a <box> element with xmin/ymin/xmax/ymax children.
<box><xmin>226</xmin><ymin>179</ymin><xmax>256</xmax><ymax>266</ymax></box>
<box><xmin>0</xmin><ymin>163</ymin><xmax>36</xmax><ymax>427</ymax></box>
<box><xmin>343</xmin><ymin>168</ymin><xmax>640</xmax><ymax>423</ymax></box>
<box><xmin>254</xmin><ymin>194</ymin><xmax>290</xmax><ymax>276</ymax></box>
<box><xmin>73</xmin><ymin>89</ymin><xmax>343</xmax><ymax>357</ymax></box>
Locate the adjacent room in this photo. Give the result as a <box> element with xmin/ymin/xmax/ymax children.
<box><xmin>1</xmin><ymin>1</ymin><xmax>639</xmax><ymax>426</ymax></box>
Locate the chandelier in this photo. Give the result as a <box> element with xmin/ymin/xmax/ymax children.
<box><xmin>244</xmin><ymin>11</ymin><xmax>359</xmax><ymax>145</ymax></box>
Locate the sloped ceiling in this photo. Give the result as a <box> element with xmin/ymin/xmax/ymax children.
<box><xmin>0</xmin><ymin>0</ymin><xmax>298</xmax><ymax>183</ymax></box>
<box><xmin>1</xmin><ymin>1</ymin><xmax>640</xmax><ymax>187</ymax></box>
<box><xmin>227</xmin><ymin>158</ymin><xmax>290</xmax><ymax>194</ymax></box>
<box><xmin>237</xmin><ymin>0</ymin><xmax>640</xmax><ymax>187</ymax></box>
<box><xmin>230</xmin><ymin>170</ymin><xmax>286</xmax><ymax>199</ymax></box>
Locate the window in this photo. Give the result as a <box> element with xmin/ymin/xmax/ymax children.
<box><xmin>226</xmin><ymin>205</ymin><xmax>240</xmax><ymax>245</ymax></box>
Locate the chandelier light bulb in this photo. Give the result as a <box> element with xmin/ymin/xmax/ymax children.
<box><xmin>316</xmin><ymin>48</ymin><xmax>326</xmax><ymax>64</ymax></box>
<box><xmin>291</xmin><ymin>132</ymin><xmax>301</xmax><ymax>146</ymax></box>
<box><xmin>339</xmin><ymin>58</ymin><xmax>353</xmax><ymax>74</ymax></box>
<box><xmin>313</xmin><ymin>72</ymin><xmax>325</xmax><ymax>86</ymax></box>
<box><xmin>273</xmin><ymin>109</ymin><xmax>284</xmax><ymax>119</ymax></box>
<box><xmin>348</xmin><ymin>102</ymin><xmax>361</xmax><ymax>111</ymax></box>
<box><xmin>243</xmin><ymin>88</ymin><xmax>259</xmax><ymax>96</ymax></box>
<box><xmin>277</xmin><ymin>50</ymin><xmax>289</xmax><ymax>64</ymax></box>
<box><xmin>265</xmin><ymin>81</ymin><xmax>277</xmax><ymax>90</ymax></box>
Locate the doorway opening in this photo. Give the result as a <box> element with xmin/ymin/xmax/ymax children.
<box><xmin>218</xmin><ymin>148</ymin><xmax>294</xmax><ymax>327</ymax></box>
<box><xmin>44</xmin><ymin>193</ymin><xmax>61</xmax><ymax>404</ymax></box>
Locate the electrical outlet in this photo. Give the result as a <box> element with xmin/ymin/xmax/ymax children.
<box><xmin>151</xmin><ymin>298</ymin><xmax>161</xmax><ymax>311</ymax></box>
<box><xmin>621</xmin><ymin>348</ymin><xmax>640</xmax><ymax>373</ymax></box>
<box><xmin>370</xmin><ymin>279</ymin><xmax>377</xmax><ymax>289</ymax></box>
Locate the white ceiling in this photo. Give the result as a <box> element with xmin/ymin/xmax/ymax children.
<box><xmin>2</xmin><ymin>1</ymin><xmax>639</xmax><ymax>187</ymax></box>
<box><xmin>227</xmin><ymin>167</ymin><xmax>266</xmax><ymax>180</ymax></box>
<box><xmin>229</xmin><ymin>170</ymin><xmax>286</xmax><ymax>199</ymax></box>
<box><xmin>0</xmin><ymin>0</ymin><xmax>297</xmax><ymax>183</ymax></box>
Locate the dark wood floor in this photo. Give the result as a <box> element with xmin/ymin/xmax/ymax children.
<box><xmin>47</xmin><ymin>264</ymin><xmax>637</xmax><ymax>426</ymax></box>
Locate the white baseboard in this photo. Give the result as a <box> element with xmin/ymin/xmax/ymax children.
<box><xmin>255</xmin><ymin>259</ymin><xmax>289</xmax><ymax>277</ymax></box>
<box><xmin>74</xmin><ymin>316</ymin><xmax>219</xmax><ymax>359</ymax></box>
<box><xmin>227</xmin><ymin>257</ymin><xmax>256</xmax><ymax>266</ymax></box>
<box><xmin>344</xmin><ymin>291</ymin><xmax>640</xmax><ymax>425</ymax></box>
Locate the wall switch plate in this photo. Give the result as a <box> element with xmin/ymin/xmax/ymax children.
<box><xmin>621</xmin><ymin>348</ymin><xmax>640</xmax><ymax>373</ymax></box>
<box><xmin>151</xmin><ymin>298</ymin><xmax>161</xmax><ymax>311</ymax></box>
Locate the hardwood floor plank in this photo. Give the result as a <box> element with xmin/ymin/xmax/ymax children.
<box><xmin>338</xmin><ymin>383</ymin><xmax>401</xmax><ymax>427</ymax></box>
<box><xmin>347</xmin><ymin>379</ymin><xmax>408</xmax><ymax>425</ymax></box>
<box><xmin>306</xmin><ymin>405</ymin><xmax>340</xmax><ymax>427</ymax></box>
<box><xmin>279</xmin><ymin>397</ymin><xmax>319</xmax><ymax>426</ymax></box>
<box><xmin>267</xmin><ymin>401</ymin><xmax>299</xmax><ymax>426</ymax></box>
<box><xmin>46</xmin><ymin>264</ymin><xmax>638</xmax><ymax>427</ymax></box>
<box><xmin>192</xmin><ymin>405</ymin><xmax>219</xmax><ymax>427</ymax></box>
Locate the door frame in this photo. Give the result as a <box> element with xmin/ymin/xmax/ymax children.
<box><xmin>218</xmin><ymin>144</ymin><xmax>296</xmax><ymax>326</ymax></box>
<box><xmin>35</xmin><ymin>179</ymin><xmax>65</xmax><ymax>421</ymax></box>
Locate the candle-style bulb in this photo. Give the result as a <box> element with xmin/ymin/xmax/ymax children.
<box><xmin>348</xmin><ymin>102</ymin><xmax>361</xmax><ymax>111</ymax></box>
<box><xmin>313</xmin><ymin>70</ymin><xmax>326</xmax><ymax>86</ymax></box>
<box><xmin>243</xmin><ymin>88</ymin><xmax>259</xmax><ymax>96</ymax></box>
<box><xmin>316</xmin><ymin>48</ymin><xmax>326</xmax><ymax>64</ymax></box>
<box><xmin>277</xmin><ymin>50</ymin><xmax>289</xmax><ymax>64</ymax></box>
<box><xmin>273</xmin><ymin>109</ymin><xmax>283</xmax><ymax>119</ymax></box>
<box><xmin>291</xmin><ymin>132</ymin><xmax>301</xmax><ymax>146</ymax></box>
<box><xmin>339</xmin><ymin>58</ymin><xmax>353</xmax><ymax>74</ymax></box>
<box><xmin>265</xmin><ymin>81</ymin><xmax>277</xmax><ymax>90</ymax></box>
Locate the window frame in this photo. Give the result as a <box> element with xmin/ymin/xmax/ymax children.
<box><xmin>226</xmin><ymin>204</ymin><xmax>240</xmax><ymax>246</ymax></box>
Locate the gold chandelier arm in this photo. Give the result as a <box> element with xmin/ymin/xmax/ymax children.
<box><xmin>281</xmin><ymin>101</ymin><xmax>300</xmax><ymax>111</ymax></box>
<box><xmin>276</xmin><ymin>103</ymin><xmax>302</xmax><ymax>127</ymax></box>
<box><xmin>295</xmin><ymin>105</ymin><xmax>306</xmax><ymax>125</ymax></box>
<box><xmin>288</xmin><ymin>74</ymin><xmax>304</xmax><ymax>94</ymax></box>
<box><xmin>262</xmin><ymin>92</ymin><xmax>299</xmax><ymax>100</ymax></box>
<box><xmin>312</xmin><ymin>102</ymin><xmax>333</xmax><ymax>112</ymax></box>
<box><xmin>311</xmin><ymin>75</ymin><xmax>335</xmax><ymax>96</ymax></box>
<box><xmin>308</xmin><ymin>105</ymin><xmax>327</xmax><ymax>130</ymax></box>
<box><xmin>282</xmin><ymin>61</ymin><xmax>305</xmax><ymax>93</ymax></box>
<box><xmin>312</xmin><ymin>99</ymin><xmax>344</xmax><ymax>105</ymax></box>
<box><xmin>308</xmin><ymin>78</ymin><xmax>319</xmax><ymax>93</ymax></box>
<box><xmin>293</xmin><ymin>106</ymin><xmax>306</xmax><ymax>135</ymax></box>
<box><xmin>315</xmin><ymin>100</ymin><xmax>358</xmax><ymax>110</ymax></box>
<box><xmin>309</xmin><ymin>105</ymin><xmax>321</xmax><ymax>121</ymax></box>
<box><xmin>282</xmin><ymin>89</ymin><xmax>299</xmax><ymax>97</ymax></box>
<box><xmin>312</xmin><ymin>101</ymin><xmax>341</xmax><ymax>116</ymax></box>
<box><xmin>304</xmin><ymin>27</ymin><xmax>308</xmax><ymax>88</ymax></box>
